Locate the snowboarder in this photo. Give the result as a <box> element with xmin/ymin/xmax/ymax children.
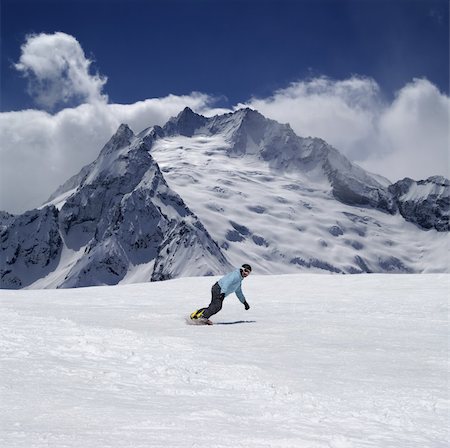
<box><xmin>190</xmin><ymin>264</ymin><xmax>252</xmax><ymax>323</ymax></box>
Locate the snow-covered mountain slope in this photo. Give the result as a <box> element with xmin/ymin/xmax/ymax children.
<box><xmin>0</xmin><ymin>274</ymin><xmax>448</xmax><ymax>447</ymax></box>
<box><xmin>157</xmin><ymin>107</ymin><xmax>397</xmax><ymax>213</ymax></box>
<box><xmin>1</xmin><ymin>125</ymin><xmax>231</xmax><ymax>289</ymax></box>
<box><xmin>146</xmin><ymin>110</ymin><xmax>448</xmax><ymax>275</ymax></box>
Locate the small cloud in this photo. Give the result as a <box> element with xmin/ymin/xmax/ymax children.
<box><xmin>14</xmin><ymin>32</ymin><xmax>108</xmax><ymax>110</ymax></box>
<box><xmin>362</xmin><ymin>78</ymin><xmax>449</xmax><ymax>181</ymax></box>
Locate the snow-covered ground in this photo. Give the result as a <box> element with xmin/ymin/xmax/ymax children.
<box><xmin>1</xmin><ymin>274</ymin><xmax>448</xmax><ymax>447</ymax></box>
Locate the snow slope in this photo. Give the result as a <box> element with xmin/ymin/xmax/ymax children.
<box><xmin>1</xmin><ymin>274</ymin><xmax>448</xmax><ymax>447</ymax></box>
<box><xmin>150</xmin><ymin>134</ymin><xmax>449</xmax><ymax>275</ymax></box>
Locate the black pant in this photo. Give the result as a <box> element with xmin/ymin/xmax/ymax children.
<box><xmin>200</xmin><ymin>282</ymin><xmax>225</xmax><ymax>319</ymax></box>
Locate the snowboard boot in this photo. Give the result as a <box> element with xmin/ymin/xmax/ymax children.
<box><xmin>190</xmin><ymin>309</ymin><xmax>205</xmax><ymax>320</ymax></box>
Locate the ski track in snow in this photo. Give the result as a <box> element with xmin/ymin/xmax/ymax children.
<box><xmin>0</xmin><ymin>274</ymin><xmax>448</xmax><ymax>447</ymax></box>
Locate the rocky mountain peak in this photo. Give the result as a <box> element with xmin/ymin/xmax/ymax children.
<box><xmin>163</xmin><ymin>107</ymin><xmax>208</xmax><ymax>137</ymax></box>
<box><xmin>232</xmin><ymin>107</ymin><xmax>263</xmax><ymax>121</ymax></box>
<box><xmin>111</xmin><ymin>123</ymin><xmax>134</xmax><ymax>144</ymax></box>
<box><xmin>116</xmin><ymin>123</ymin><xmax>134</xmax><ymax>137</ymax></box>
<box><xmin>98</xmin><ymin>123</ymin><xmax>135</xmax><ymax>157</ymax></box>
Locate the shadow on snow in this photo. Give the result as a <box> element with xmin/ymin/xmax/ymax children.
<box><xmin>214</xmin><ymin>320</ymin><xmax>257</xmax><ymax>325</ymax></box>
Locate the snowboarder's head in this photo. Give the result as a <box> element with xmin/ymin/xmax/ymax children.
<box><xmin>240</xmin><ymin>264</ymin><xmax>252</xmax><ymax>277</ymax></box>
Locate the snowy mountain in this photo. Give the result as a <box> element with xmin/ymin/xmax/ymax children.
<box><xmin>146</xmin><ymin>107</ymin><xmax>449</xmax><ymax>275</ymax></box>
<box><xmin>0</xmin><ymin>206</ymin><xmax>62</xmax><ymax>289</ymax></box>
<box><xmin>389</xmin><ymin>176</ymin><xmax>449</xmax><ymax>231</ymax></box>
<box><xmin>161</xmin><ymin>108</ymin><xmax>397</xmax><ymax>213</ymax></box>
<box><xmin>1</xmin><ymin>108</ymin><xmax>448</xmax><ymax>289</ymax></box>
<box><xmin>1</xmin><ymin>124</ymin><xmax>231</xmax><ymax>289</ymax></box>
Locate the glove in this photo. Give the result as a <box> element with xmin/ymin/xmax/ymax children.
<box><xmin>244</xmin><ymin>301</ymin><xmax>250</xmax><ymax>310</ymax></box>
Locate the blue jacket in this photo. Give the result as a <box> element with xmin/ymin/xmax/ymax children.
<box><xmin>218</xmin><ymin>268</ymin><xmax>246</xmax><ymax>303</ymax></box>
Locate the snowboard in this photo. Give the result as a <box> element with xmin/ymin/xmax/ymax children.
<box><xmin>186</xmin><ymin>316</ymin><xmax>213</xmax><ymax>326</ymax></box>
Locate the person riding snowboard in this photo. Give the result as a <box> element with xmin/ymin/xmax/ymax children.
<box><xmin>190</xmin><ymin>264</ymin><xmax>252</xmax><ymax>323</ymax></box>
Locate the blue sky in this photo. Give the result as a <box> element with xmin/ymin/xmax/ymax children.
<box><xmin>0</xmin><ymin>0</ymin><xmax>449</xmax><ymax>213</ymax></box>
<box><xmin>2</xmin><ymin>0</ymin><xmax>448</xmax><ymax>111</ymax></box>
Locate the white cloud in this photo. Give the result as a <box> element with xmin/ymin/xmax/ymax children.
<box><xmin>14</xmin><ymin>32</ymin><xmax>107</xmax><ymax>109</ymax></box>
<box><xmin>241</xmin><ymin>77</ymin><xmax>449</xmax><ymax>182</ymax></box>
<box><xmin>368</xmin><ymin>79</ymin><xmax>449</xmax><ymax>181</ymax></box>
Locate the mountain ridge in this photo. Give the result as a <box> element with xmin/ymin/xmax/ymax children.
<box><xmin>1</xmin><ymin>108</ymin><xmax>448</xmax><ymax>289</ymax></box>
<box><xmin>159</xmin><ymin>107</ymin><xmax>398</xmax><ymax>213</ymax></box>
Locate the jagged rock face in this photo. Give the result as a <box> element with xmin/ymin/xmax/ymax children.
<box><xmin>0</xmin><ymin>211</ymin><xmax>15</xmax><ymax>231</ymax></box>
<box><xmin>53</xmin><ymin>124</ymin><xmax>231</xmax><ymax>288</ymax></box>
<box><xmin>163</xmin><ymin>107</ymin><xmax>208</xmax><ymax>137</ymax></box>
<box><xmin>0</xmin><ymin>206</ymin><xmax>62</xmax><ymax>289</ymax></box>
<box><xmin>60</xmin><ymin>159</ymin><xmax>231</xmax><ymax>287</ymax></box>
<box><xmin>58</xmin><ymin>129</ymin><xmax>153</xmax><ymax>249</ymax></box>
<box><xmin>389</xmin><ymin>176</ymin><xmax>449</xmax><ymax>231</ymax></box>
<box><xmin>324</xmin><ymin>147</ymin><xmax>397</xmax><ymax>214</ymax></box>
